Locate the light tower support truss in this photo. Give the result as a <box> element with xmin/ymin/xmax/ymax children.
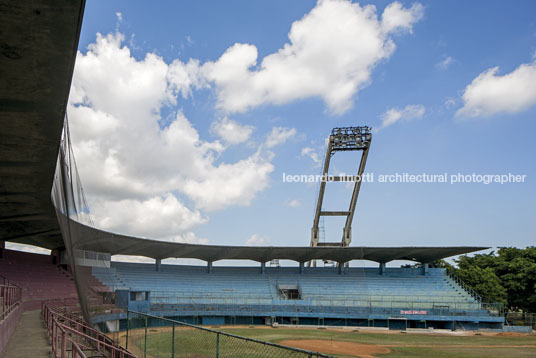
<box><xmin>311</xmin><ymin>127</ymin><xmax>372</xmax><ymax>251</ymax></box>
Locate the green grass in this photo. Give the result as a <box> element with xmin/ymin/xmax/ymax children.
<box><xmin>220</xmin><ymin>327</ymin><xmax>535</xmax><ymax>346</ymax></box>
<box><xmin>131</xmin><ymin>326</ymin><xmax>315</xmax><ymax>358</ymax></box>
<box><xmin>128</xmin><ymin>326</ymin><xmax>536</xmax><ymax>358</ymax></box>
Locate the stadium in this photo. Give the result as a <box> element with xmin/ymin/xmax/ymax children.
<box><xmin>1</xmin><ymin>1</ymin><xmax>535</xmax><ymax>357</ymax></box>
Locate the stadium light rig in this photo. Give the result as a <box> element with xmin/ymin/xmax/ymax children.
<box><xmin>330</xmin><ymin>126</ymin><xmax>372</xmax><ymax>152</ymax></box>
<box><xmin>310</xmin><ymin>126</ymin><xmax>372</xmax><ymax>266</ymax></box>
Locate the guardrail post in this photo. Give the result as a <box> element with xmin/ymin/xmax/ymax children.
<box><xmin>52</xmin><ymin>319</ymin><xmax>56</xmax><ymax>356</ymax></box>
<box><xmin>144</xmin><ymin>315</ymin><xmax>148</xmax><ymax>358</ymax></box>
<box><xmin>216</xmin><ymin>332</ymin><xmax>220</xmax><ymax>358</ymax></box>
<box><xmin>171</xmin><ymin>322</ymin><xmax>175</xmax><ymax>358</ymax></box>
<box><xmin>126</xmin><ymin>311</ymin><xmax>129</xmax><ymax>349</ymax></box>
<box><xmin>61</xmin><ymin>329</ymin><xmax>67</xmax><ymax>358</ymax></box>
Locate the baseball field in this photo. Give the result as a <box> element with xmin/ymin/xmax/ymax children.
<box><xmin>119</xmin><ymin>325</ymin><xmax>536</xmax><ymax>358</ymax></box>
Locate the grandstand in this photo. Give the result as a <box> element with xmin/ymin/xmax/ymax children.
<box><xmin>88</xmin><ymin>262</ymin><xmax>503</xmax><ymax>331</ymax></box>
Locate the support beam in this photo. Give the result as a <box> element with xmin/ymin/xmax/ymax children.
<box><xmin>422</xmin><ymin>263</ymin><xmax>429</xmax><ymax>276</ymax></box>
<box><xmin>155</xmin><ymin>259</ymin><xmax>161</xmax><ymax>272</ymax></box>
<box><xmin>319</xmin><ymin>211</ymin><xmax>350</xmax><ymax>216</ymax></box>
<box><xmin>207</xmin><ymin>261</ymin><xmax>213</xmax><ymax>274</ymax></box>
<box><xmin>342</xmin><ymin>144</ymin><xmax>370</xmax><ymax>246</ymax></box>
<box><xmin>338</xmin><ymin>262</ymin><xmax>345</xmax><ymax>275</ymax></box>
<box><xmin>379</xmin><ymin>262</ymin><xmax>386</xmax><ymax>275</ymax></box>
<box><xmin>299</xmin><ymin>262</ymin><xmax>304</xmax><ymax>274</ymax></box>
<box><xmin>311</xmin><ymin>140</ymin><xmax>333</xmax><ymax>247</ymax></box>
<box><xmin>260</xmin><ymin>261</ymin><xmax>266</xmax><ymax>274</ymax></box>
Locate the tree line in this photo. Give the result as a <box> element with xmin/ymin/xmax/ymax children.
<box><xmin>436</xmin><ymin>247</ymin><xmax>536</xmax><ymax>312</ymax></box>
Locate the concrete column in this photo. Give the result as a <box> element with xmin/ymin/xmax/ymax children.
<box><xmin>50</xmin><ymin>249</ymin><xmax>59</xmax><ymax>264</ymax></box>
<box><xmin>155</xmin><ymin>259</ymin><xmax>162</xmax><ymax>272</ymax></box>
<box><xmin>299</xmin><ymin>262</ymin><xmax>304</xmax><ymax>274</ymax></box>
<box><xmin>338</xmin><ymin>262</ymin><xmax>345</xmax><ymax>275</ymax></box>
<box><xmin>207</xmin><ymin>261</ymin><xmax>213</xmax><ymax>273</ymax></box>
<box><xmin>260</xmin><ymin>262</ymin><xmax>266</xmax><ymax>274</ymax></box>
<box><xmin>422</xmin><ymin>263</ymin><xmax>429</xmax><ymax>276</ymax></box>
<box><xmin>379</xmin><ymin>262</ymin><xmax>386</xmax><ymax>275</ymax></box>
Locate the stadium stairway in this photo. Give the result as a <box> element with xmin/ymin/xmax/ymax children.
<box><xmin>91</xmin><ymin>266</ymin><xmax>130</xmax><ymax>291</ymax></box>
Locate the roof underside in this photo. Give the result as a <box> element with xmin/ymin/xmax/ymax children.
<box><xmin>66</xmin><ymin>217</ymin><xmax>487</xmax><ymax>263</ymax></box>
<box><xmin>0</xmin><ymin>0</ymin><xmax>85</xmax><ymax>249</ymax></box>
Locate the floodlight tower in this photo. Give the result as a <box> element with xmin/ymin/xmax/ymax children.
<box><xmin>310</xmin><ymin>127</ymin><xmax>372</xmax><ymax>254</ymax></box>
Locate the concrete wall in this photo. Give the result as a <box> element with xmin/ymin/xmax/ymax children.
<box><xmin>503</xmin><ymin>326</ymin><xmax>533</xmax><ymax>334</ymax></box>
<box><xmin>0</xmin><ymin>304</ymin><xmax>23</xmax><ymax>357</ymax></box>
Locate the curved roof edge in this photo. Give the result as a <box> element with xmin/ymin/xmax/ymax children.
<box><xmin>65</xmin><ymin>216</ymin><xmax>488</xmax><ymax>263</ymax></box>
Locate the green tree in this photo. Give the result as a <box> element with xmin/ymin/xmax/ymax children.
<box><xmin>494</xmin><ymin>247</ymin><xmax>536</xmax><ymax>312</ymax></box>
<box><xmin>454</xmin><ymin>265</ymin><xmax>507</xmax><ymax>306</ymax></box>
<box><xmin>455</xmin><ymin>247</ymin><xmax>536</xmax><ymax>312</ymax></box>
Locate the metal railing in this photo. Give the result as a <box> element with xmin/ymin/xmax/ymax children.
<box><xmin>151</xmin><ymin>291</ymin><xmax>483</xmax><ymax>304</ymax></box>
<box><xmin>149</xmin><ymin>300</ymin><xmax>504</xmax><ymax>318</ymax></box>
<box><xmin>150</xmin><ymin>291</ymin><xmax>491</xmax><ymax>307</ymax></box>
<box><xmin>0</xmin><ymin>274</ymin><xmax>12</xmax><ymax>286</ymax></box>
<box><xmin>446</xmin><ymin>268</ymin><xmax>482</xmax><ymax>303</ymax></box>
<box><xmin>42</xmin><ymin>303</ymin><xmax>136</xmax><ymax>358</ymax></box>
<box><xmin>0</xmin><ymin>283</ymin><xmax>22</xmax><ymax>320</ymax></box>
<box><xmin>127</xmin><ymin>311</ymin><xmax>332</xmax><ymax>358</ymax></box>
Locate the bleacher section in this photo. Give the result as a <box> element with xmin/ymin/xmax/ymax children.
<box><xmin>0</xmin><ymin>250</ymin><xmax>125</xmax><ymax>319</ymax></box>
<box><xmin>0</xmin><ymin>250</ymin><xmax>77</xmax><ymax>305</ymax></box>
<box><xmin>91</xmin><ymin>262</ymin><xmax>503</xmax><ymax>329</ymax></box>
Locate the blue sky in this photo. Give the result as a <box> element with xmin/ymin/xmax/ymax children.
<box><xmin>33</xmin><ymin>0</ymin><xmax>534</xmax><ymax>262</ymax></box>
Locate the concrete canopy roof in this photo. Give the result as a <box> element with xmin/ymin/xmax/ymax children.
<box><xmin>67</xmin><ymin>217</ymin><xmax>487</xmax><ymax>263</ymax></box>
<box><xmin>0</xmin><ymin>0</ymin><xmax>85</xmax><ymax>249</ymax></box>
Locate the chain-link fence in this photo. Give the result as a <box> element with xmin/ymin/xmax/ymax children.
<box><xmin>506</xmin><ymin>312</ymin><xmax>536</xmax><ymax>329</ymax></box>
<box><xmin>126</xmin><ymin>311</ymin><xmax>332</xmax><ymax>358</ymax></box>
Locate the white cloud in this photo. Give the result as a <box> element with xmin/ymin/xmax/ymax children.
<box><xmin>210</xmin><ymin>117</ymin><xmax>254</xmax><ymax>145</ymax></box>
<box><xmin>202</xmin><ymin>0</ymin><xmax>424</xmax><ymax>114</ymax></box>
<box><xmin>167</xmin><ymin>58</ymin><xmax>207</xmax><ymax>99</ymax></box>
<box><xmin>381</xmin><ymin>1</ymin><xmax>424</xmax><ymax>33</ymax></box>
<box><xmin>379</xmin><ymin>104</ymin><xmax>425</xmax><ymax>129</ymax></box>
<box><xmin>436</xmin><ymin>55</ymin><xmax>455</xmax><ymax>70</ymax></box>
<box><xmin>265</xmin><ymin>127</ymin><xmax>296</xmax><ymax>148</ymax></box>
<box><xmin>286</xmin><ymin>199</ymin><xmax>301</xmax><ymax>208</ymax></box>
<box><xmin>456</xmin><ymin>62</ymin><xmax>536</xmax><ymax>118</ymax></box>
<box><xmin>245</xmin><ymin>234</ymin><xmax>271</xmax><ymax>246</ymax></box>
<box><xmin>93</xmin><ymin>194</ymin><xmax>207</xmax><ymax>240</ymax></box>
<box><xmin>181</xmin><ymin>151</ymin><xmax>274</xmax><ymax>211</ymax></box>
<box><xmin>443</xmin><ymin>97</ymin><xmax>457</xmax><ymax>109</ymax></box>
<box><xmin>185</xmin><ymin>35</ymin><xmax>194</xmax><ymax>46</ymax></box>
<box><xmin>69</xmin><ymin>32</ymin><xmax>276</xmax><ymax>239</ymax></box>
<box><xmin>301</xmin><ymin>147</ymin><xmax>322</xmax><ymax>166</ymax></box>
<box><xmin>115</xmin><ymin>12</ymin><xmax>123</xmax><ymax>22</ymax></box>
